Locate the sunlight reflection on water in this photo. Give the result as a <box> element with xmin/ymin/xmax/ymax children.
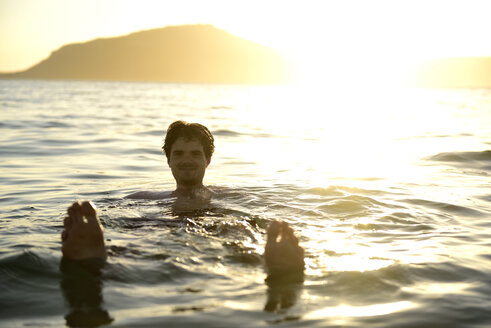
<box><xmin>307</xmin><ymin>301</ymin><xmax>417</xmax><ymax>323</ymax></box>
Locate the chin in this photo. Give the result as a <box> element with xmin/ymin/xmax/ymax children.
<box><xmin>179</xmin><ymin>178</ymin><xmax>200</xmax><ymax>185</ymax></box>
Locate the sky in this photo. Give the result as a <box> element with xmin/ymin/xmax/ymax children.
<box><xmin>1</xmin><ymin>0</ymin><xmax>491</xmax><ymax>82</ymax></box>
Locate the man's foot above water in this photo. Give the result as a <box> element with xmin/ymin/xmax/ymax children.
<box><xmin>61</xmin><ymin>201</ymin><xmax>107</xmax><ymax>260</ymax></box>
<box><xmin>264</xmin><ymin>221</ymin><xmax>304</xmax><ymax>276</ymax></box>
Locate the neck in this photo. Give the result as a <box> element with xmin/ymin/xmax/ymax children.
<box><xmin>174</xmin><ymin>184</ymin><xmax>208</xmax><ymax>197</ymax></box>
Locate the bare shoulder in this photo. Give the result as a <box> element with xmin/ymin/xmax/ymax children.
<box><xmin>125</xmin><ymin>191</ymin><xmax>173</xmax><ymax>200</ymax></box>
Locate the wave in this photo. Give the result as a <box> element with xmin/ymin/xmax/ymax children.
<box><xmin>402</xmin><ymin>198</ymin><xmax>486</xmax><ymax>217</ymax></box>
<box><xmin>0</xmin><ymin>251</ymin><xmax>63</xmax><ymax>320</ymax></box>
<box><xmin>307</xmin><ymin>186</ymin><xmax>388</xmax><ymax>197</ymax></box>
<box><xmin>427</xmin><ymin>150</ymin><xmax>491</xmax><ymax>163</ymax></box>
<box><xmin>206</xmin><ymin>105</ymin><xmax>235</xmax><ymax>110</ymax></box>
<box><xmin>426</xmin><ymin>150</ymin><xmax>491</xmax><ymax>173</ymax></box>
<box><xmin>212</xmin><ymin>129</ymin><xmax>242</xmax><ymax>137</ymax></box>
<box><xmin>0</xmin><ymin>250</ymin><xmax>59</xmax><ymax>278</ymax></box>
<box><xmin>406</xmin><ymin>132</ymin><xmax>474</xmax><ymax>139</ymax></box>
<box><xmin>137</xmin><ymin>129</ymin><xmax>165</xmax><ymax>136</ymax></box>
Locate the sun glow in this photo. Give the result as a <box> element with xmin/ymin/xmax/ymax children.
<box><xmin>308</xmin><ymin>301</ymin><xmax>416</xmax><ymax>319</ymax></box>
<box><xmin>2</xmin><ymin>0</ymin><xmax>491</xmax><ymax>74</ymax></box>
<box><xmin>223</xmin><ymin>82</ymin><xmax>469</xmax><ymax>185</ymax></box>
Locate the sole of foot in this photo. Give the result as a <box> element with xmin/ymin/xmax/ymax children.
<box><xmin>62</xmin><ymin>201</ymin><xmax>107</xmax><ymax>261</ymax></box>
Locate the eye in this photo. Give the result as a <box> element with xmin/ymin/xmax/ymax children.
<box><xmin>191</xmin><ymin>151</ymin><xmax>203</xmax><ymax>157</ymax></box>
<box><xmin>173</xmin><ymin>151</ymin><xmax>184</xmax><ymax>156</ymax></box>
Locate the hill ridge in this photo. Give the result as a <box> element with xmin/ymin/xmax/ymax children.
<box><xmin>0</xmin><ymin>24</ymin><xmax>290</xmax><ymax>84</ymax></box>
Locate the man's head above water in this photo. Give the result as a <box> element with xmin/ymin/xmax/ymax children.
<box><xmin>162</xmin><ymin>121</ymin><xmax>215</xmax><ymax>192</ymax></box>
<box><xmin>162</xmin><ymin>120</ymin><xmax>215</xmax><ymax>162</ymax></box>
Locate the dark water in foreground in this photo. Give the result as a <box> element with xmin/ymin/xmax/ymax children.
<box><xmin>0</xmin><ymin>80</ymin><xmax>490</xmax><ymax>327</ymax></box>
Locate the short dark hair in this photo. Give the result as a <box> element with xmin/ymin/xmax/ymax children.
<box><xmin>162</xmin><ymin>120</ymin><xmax>215</xmax><ymax>160</ymax></box>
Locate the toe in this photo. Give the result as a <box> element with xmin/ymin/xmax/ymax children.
<box><xmin>81</xmin><ymin>201</ymin><xmax>96</xmax><ymax>216</ymax></box>
<box><xmin>68</xmin><ymin>201</ymin><xmax>84</xmax><ymax>225</ymax></box>
<box><xmin>267</xmin><ymin>220</ymin><xmax>281</xmax><ymax>241</ymax></box>
<box><xmin>81</xmin><ymin>201</ymin><xmax>99</xmax><ymax>226</ymax></box>
<box><xmin>284</xmin><ymin>227</ymin><xmax>299</xmax><ymax>246</ymax></box>
<box><xmin>280</xmin><ymin>222</ymin><xmax>293</xmax><ymax>241</ymax></box>
<box><xmin>63</xmin><ymin>216</ymin><xmax>72</xmax><ymax>229</ymax></box>
<box><xmin>61</xmin><ymin>229</ymin><xmax>68</xmax><ymax>242</ymax></box>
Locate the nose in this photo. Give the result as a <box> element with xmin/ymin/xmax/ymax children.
<box><xmin>181</xmin><ymin>152</ymin><xmax>194</xmax><ymax>161</ymax></box>
<box><xmin>178</xmin><ymin>153</ymin><xmax>197</xmax><ymax>166</ymax></box>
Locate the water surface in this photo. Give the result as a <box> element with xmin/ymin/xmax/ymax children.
<box><xmin>0</xmin><ymin>80</ymin><xmax>490</xmax><ymax>327</ymax></box>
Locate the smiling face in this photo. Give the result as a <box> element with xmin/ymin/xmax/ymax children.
<box><xmin>168</xmin><ymin>137</ymin><xmax>210</xmax><ymax>188</ymax></box>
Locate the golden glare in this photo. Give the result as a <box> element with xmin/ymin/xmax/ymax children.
<box><xmin>401</xmin><ymin>282</ymin><xmax>473</xmax><ymax>296</ymax></box>
<box><xmin>224</xmin><ymin>82</ymin><xmax>477</xmax><ymax>186</ymax></box>
<box><xmin>308</xmin><ymin>301</ymin><xmax>416</xmax><ymax>319</ymax></box>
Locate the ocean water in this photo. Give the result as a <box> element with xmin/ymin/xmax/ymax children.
<box><xmin>0</xmin><ymin>79</ymin><xmax>490</xmax><ymax>327</ymax></box>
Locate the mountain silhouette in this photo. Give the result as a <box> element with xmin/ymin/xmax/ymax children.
<box><xmin>0</xmin><ymin>25</ymin><xmax>290</xmax><ymax>84</ymax></box>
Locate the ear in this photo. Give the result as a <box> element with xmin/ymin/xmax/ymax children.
<box><xmin>206</xmin><ymin>157</ymin><xmax>211</xmax><ymax>166</ymax></box>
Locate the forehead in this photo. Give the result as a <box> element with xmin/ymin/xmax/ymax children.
<box><xmin>171</xmin><ymin>137</ymin><xmax>204</xmax><ymax>152</ymax></box>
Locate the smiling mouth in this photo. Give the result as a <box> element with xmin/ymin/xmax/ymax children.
<box><xmin>179</xmin><ymin>166</ymin><xmax>197</xmax><ymax>170</ymax></box>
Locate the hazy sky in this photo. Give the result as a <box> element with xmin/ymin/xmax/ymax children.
<box><xmin>1</xmin><ymin>0</ymin><xmax>491</xmax><ymax>73</ymax></box>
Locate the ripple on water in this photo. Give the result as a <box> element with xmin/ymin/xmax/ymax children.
<box><xmin>402</xmin><ymin>198</ymin><xmax>486</xmax><ymax>217</ymax></box>
<box><xmin>314</xmin><ymin>195</ymin><xmax>392</xmax><ymax>217</ymax></box>
<box><xmin>426</xmin><ymin>150</ymin><xmax>491</xmax><ymax>174</ymax></box>
<box><xmin>428</xmin><ymin>150</ymin><xmax>491</xmax><ymax>162</ymax></box>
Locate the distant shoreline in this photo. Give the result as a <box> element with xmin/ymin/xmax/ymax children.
<box><xmin>0</xmin><ymin>76</ymin><xmax>293</xmax><ymax>86</ymax></box>
<box><xmin>2</xmin><ymin>77</ymin><xmax>490</xmax><ymax>90</ymax></box>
